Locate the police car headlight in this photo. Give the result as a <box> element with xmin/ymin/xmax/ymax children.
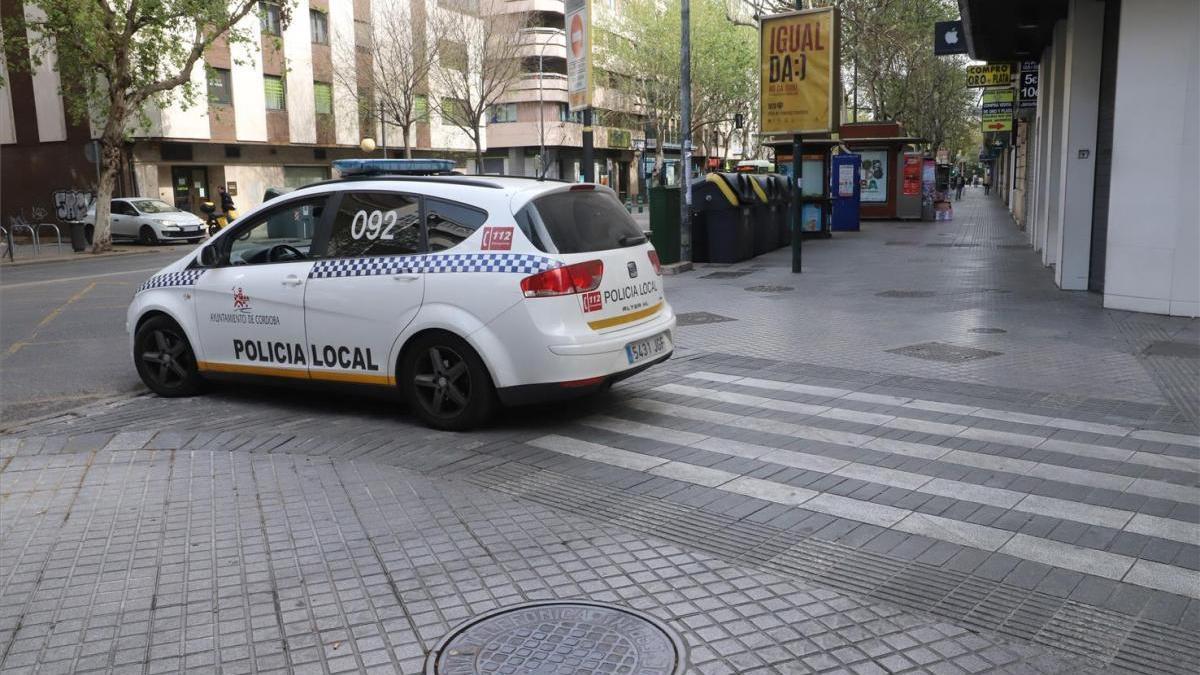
<box><xmin>158</xmin><ymin>220</ymin><xmax>180</xmax><ymax>229</ymax></box>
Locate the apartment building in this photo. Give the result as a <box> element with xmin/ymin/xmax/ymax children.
<box><xmin>0</xmin><ymin>0</ymin><xmax>482</xmax><ymax>220</ymax></box>
<box><xmin>1</xmin><ymin>0</ymin><xmax>678</xmax><ymax>220</ymax></box>
<box><xmin>479</xmin><ymin>0</ymin><xmax>647</xmax><ymax>199</ymax></box>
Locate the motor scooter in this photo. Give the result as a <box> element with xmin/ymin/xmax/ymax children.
<box><xmin>200</xmin><ymin>201</ymin><xmax>238</xmax><ymax>236</ymax></box>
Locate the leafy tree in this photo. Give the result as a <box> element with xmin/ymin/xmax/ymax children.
<box><xmin>3</xmin><ymin>0</ymin><xmax>271</xmax><ymax>252</ymax></box>
<box><xmin>335</xmin><ymin>0</ymin><xmax>444</xmax><ymax>159</ymax></box>
<box><xmin>722</xmin><ymin>0</ymin><xmax>976</xmax><ymax>157</ymax></box>
<box><xmin>430</xmin><ymin>4</ymin><xmax>529</xmax><ymax>174</ymax></box>
<box><xmin>601</xmin><ymin>0</ymin><xmax>758</xmax><ymax>173</ymax></box>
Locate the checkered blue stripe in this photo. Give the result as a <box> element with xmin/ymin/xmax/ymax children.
<box><xmin>137</xmin><ymin>269</ymin><xmax>206</xmax><ymax>293</ymax></box>
<box><xmin>309</xmin><ymin>253</ymin><xmax>559</xmax><ymax>279</ymax></box>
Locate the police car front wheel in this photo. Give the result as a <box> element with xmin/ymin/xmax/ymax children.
<box><xmin>401</xmin><ymin>333</ymin><xmax>495</xmax><ymax>430</ymax></box>
<box><xmin>134</xmin><ymin>315</ymin><xmax>204</xmax><ymax>397</ymax></box>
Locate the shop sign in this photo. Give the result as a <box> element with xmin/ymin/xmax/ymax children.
<box><xmin>902</xmin><ymin>154</ymin><xmax>922</xmax><ymax>196</ymax></box>
<box><xmin>565</xmin><ymin>0</ymin><xmax>593</xmax><ymax>111</ymax></box>
<box><xmin>859</xmin><ymin>150</ymin><xmax>888</xmax><ymax>203</ymax></box>
<box><xmin>933</xmin><ymin>20</ymin><xmax>967</xmax><ymax>55</ymax></box>
<box><xmin>759</xmin><ymin>7</ymin><xmax>839</xmax><ymax>134</ymax></box>
<box><xmin>966</xmin><ymin>63</ymin><xmax>1011</xmax><ymax>88</ymax></box>
<box><xmin>1018</xmin><ymin>60</ymin><xmax>1039</xmax><ymax>110</ymax></box>
<box><xmin>981</xmin><ymin>89</ymin><xmax>1014</xmax><ymax>132</ymax></box>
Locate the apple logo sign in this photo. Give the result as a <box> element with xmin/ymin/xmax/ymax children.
<box><xmin>945</xmin><ymin>28</ymin><xmax>958</xmax><ymax>45</ymax></box>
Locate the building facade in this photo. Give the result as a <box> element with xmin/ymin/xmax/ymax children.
<box><xmin>0</xmin><ymin>0</ymin><xmax>484</xmax><ymax>221</ymax></box>
<box><xmin>960</xmin><ymin>0</ymin><xmax>1198</xmax><ymax>317</ymax></box>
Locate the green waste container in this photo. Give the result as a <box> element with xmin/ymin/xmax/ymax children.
<box><xmin>648</xmin><ymin>186</ymin><xmax>681</xmax><ymax>264</ymax></box>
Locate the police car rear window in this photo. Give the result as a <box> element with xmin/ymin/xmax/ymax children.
<box><xmin>525</xmin><ymin>190</ymin><xmax>644</xmax><ymax>254</ymax></box>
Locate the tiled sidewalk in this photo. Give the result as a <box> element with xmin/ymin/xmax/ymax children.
<box><xmin>1</xmin><ymin>190</ymin><xmax>1197</xmax><ymax>674</ymax></box>
<box><xmin>665</xmin><ymin>189</ymin><xmax>1198</xmax><ymax>425</ymax></box>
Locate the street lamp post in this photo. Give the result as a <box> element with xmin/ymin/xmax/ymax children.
<box><xmin>680</xmin><ymin>0</ymin><xmax>692</xmax><ymax>262</ymax></box>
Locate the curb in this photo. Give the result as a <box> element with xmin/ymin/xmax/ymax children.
<box><xmin>0</xmin><ymin>247</ymin><xmax>173</xmax><ymax>268</ymax></box>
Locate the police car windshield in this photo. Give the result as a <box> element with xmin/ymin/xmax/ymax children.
<box><xmin>524</xmin><ymin>190</ymin><xmax>644</xmax><ymax>254</ymax></box>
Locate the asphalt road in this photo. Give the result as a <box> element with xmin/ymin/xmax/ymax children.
<box><xmin>0</xmin><ymin>245</ymin><xmax>199</xmax><ymax>425</ymax></box>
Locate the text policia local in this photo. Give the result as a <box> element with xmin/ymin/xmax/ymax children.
<box><xmin>767</xmin><ymin>20</ymin><xmax>827</xmax><ymax>84</ymax></box>
<box><xmin>233</xmin><ymin>339</ymin><xmax>381</xmax><ymax>372</ymax></box>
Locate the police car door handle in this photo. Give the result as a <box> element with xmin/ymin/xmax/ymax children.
<box><xmin>392</xmin><ymin>274</ymin><xmax>419</xmax><ymax>282</ymax></box>
<box><xmin>281</xmin><ymin>274</ymin><xmax>303</xmax><ymax>286</ymax></box>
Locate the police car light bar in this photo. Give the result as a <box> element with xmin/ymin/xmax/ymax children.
<box><xmin>333</xmin><ymin>158</ymin><xmax>459</xmax><ymax>177</ymax></box>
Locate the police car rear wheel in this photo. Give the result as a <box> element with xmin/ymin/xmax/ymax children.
<box><xmin>134</xmin><ymin>316</ymin><xmax>203</xmax><ymax>397</ymax></box>
<box><xmin>402</xmin><ymin>333</ymin><xmax>494</xmax><ymax>430</ymax></box>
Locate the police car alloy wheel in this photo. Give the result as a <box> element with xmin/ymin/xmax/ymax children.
<box><xmin>401</xmin><ymin>332</ymin><xmax>495</xmax><ymax>430</ymax></box>
<box><xmin>139</xmin><ymin>225</ymin><xmax>158</xmax><ymax>245</ymax></box>
<box><xmin>133</xmin><ymin>315</ymin><xmax>204</xmax><ymax>397</ymax></box>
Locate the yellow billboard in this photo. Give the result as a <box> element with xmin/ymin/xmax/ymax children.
<box><xmin>760</xmin><ymin>8</ymin><xmax>839</xmax><ymax>135</ymax></box>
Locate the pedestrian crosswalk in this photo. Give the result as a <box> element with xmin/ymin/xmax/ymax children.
<box><xmin>528</xmin><ymin>370</ymin><xmax>1200</xmax><ymax>600</ymax></box>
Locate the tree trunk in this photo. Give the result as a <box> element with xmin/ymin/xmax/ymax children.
<box><xmin>474</xmin><ymin>135</ymin><xmax>484</xmax><ymax>175</ymax></box>
<box><xmin>402</xmin><ymin>125</ymin><xmax>413</xmax><ymax>159</ymax></box>
<box><xmin>91</xmin><ymin>134</ymin><xmax>123</xmax><ymax>253</ymax></box>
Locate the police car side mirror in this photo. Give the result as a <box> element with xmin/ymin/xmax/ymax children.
<box><xmin>198</xmin><ymin>245</ymin><xmax>219</xmax><ymax>268</ymax></box>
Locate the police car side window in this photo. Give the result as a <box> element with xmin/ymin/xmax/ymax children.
<box><xmin>327</xmin><ymin>192</ymin><xmax>420</xmax><ymax>258</ymax></box>
<box><xmin>227</xmin><ymin>198</ymin><xmax>321</xmax><ymax>266</ymax></box>
<box><xmin>425</xmin><ymin>198</ymin><xmax>487</xmax><ymax>251</ymax></box>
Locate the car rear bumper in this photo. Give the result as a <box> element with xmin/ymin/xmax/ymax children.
<box><xmin>495</xmin><ymin>351</ymin><xmax>672</xmax><ymax>406</ymax></box>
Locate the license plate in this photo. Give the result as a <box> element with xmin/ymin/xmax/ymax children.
<box><xmin>625</xmin><ymin>332</ymin><xmax>670</xmax><ymax>365</ymax></box>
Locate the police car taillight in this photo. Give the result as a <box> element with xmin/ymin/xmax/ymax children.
<box><xmin>521</xmin><ymin>260</ymin><xmax>604</xmax><ymax>297</ymax></box>
<box><xmin>647</xmin><ymin>250</ymin><xmax>662</xmax><ymax>276</ymax></box>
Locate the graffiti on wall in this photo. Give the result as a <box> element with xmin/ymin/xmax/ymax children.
<box><xmin>52</xmin><ymin>190</ymin><xmax>95</xmax><ymax>222</ymax></box>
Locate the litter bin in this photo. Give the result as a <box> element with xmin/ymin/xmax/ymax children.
<box><xmin>68</xmin><ymin>222</ymin><xmax>86</xmax><ymax>251</ymax></box>
<box><xmin>747</xmin><ymin>175</ymin><xmax>778</xmax><ymax>255</ymax></box>
<box><xmin>769</xmin><ymin>174</ymin><xmax>792</xmax><ymax>247</ymax></box>
<box><xmin>691</xmin><ymin>173</ymin><xmax>753</xmax><ymax>263</ymax></box>
<box><xmin>648</xmin><ymin>185</ymin><xmax>681</xmax><ymax>264</ymax></box>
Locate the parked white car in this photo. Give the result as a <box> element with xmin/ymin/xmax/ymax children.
<box><xmin>86</xmin><ymin>198</ymin><xmax>207</xmax><ymax>244</ymax></box>
<box><xmin>126</xmin><ymin>159</ymin><xmax>675</xmax><ymax>430</ymax></box>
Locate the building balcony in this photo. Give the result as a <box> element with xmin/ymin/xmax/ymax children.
<box><xmin>502</xmin><ymin>72</ymin><xmax>569</xmax><ymax>104</ymax></box>
<box><xmin>486</xmin><ymin>120</ymin><xmax>642</xmax><ymax>151</ymax></box>
<box><xmin>495</xmin><ymin>0</ymin><xmax>566</xmax><ymax>16</ymax></box>
<box><xmin>518</xmin><ymin>27</ymin><xmax>566</xmax><ymax>60</ymax></box>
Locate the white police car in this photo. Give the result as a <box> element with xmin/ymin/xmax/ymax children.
<box><xmin>127</xmin><ymin>159</ymin><xmax>675</xmax><ymax>429</ymax></box>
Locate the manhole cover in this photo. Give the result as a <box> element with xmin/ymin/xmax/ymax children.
<box><xmin>887</xmin><ymin>341</ymin><xmax>1003</xmax><ymax>363</ymax></box>
<box><xmin>745</xmin><ymin>285</ymin><xmax>794</xmax><ymax>293</ymax></box>
<box><xmin>701</xmin><ymin>270</ymin><xmax>753</xmax><ymax>279</ymax></box>
<box><xmin>970</xmin><ymin>327</ymin><xmax>1007</xmax><ymax>334</ymax></box>
<box><xmin>876</xmin><ymin>290</ymin><xmax>936</xmax><ymax>298</ymax></box>
<box><xmin>676</xmin><ymin>311</ymin><xmax>736</xmax><ymax>326</ymax></box>
<box><xmin>425</xmin><ymin>600</ymin><xmax>686</xmax><ymax>675</ymax></box>
<box><xmin>1143</xmin><ymin>341</ymin><xmax>1200</xmax><ymax>358</ymax></box>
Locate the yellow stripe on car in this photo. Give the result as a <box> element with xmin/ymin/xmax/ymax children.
<box><xmin>198</xmin><ymin>361</ymin><xmax>393</xmax><ymax>386</ymax></box>
<box><xmin>587</xmin><ymin>302</ymin><xmax>664</xmax><ymax>330</ymax></box>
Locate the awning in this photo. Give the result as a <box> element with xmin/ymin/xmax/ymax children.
<box><xmin>958</xmin><ymin>0</ymin><xmax>1067</xmax><ymax>61</ymax></box>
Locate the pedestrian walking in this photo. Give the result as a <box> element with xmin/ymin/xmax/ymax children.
<box><xmin>983</xmin><ymin>177</ymin><xmax>991</xmax><ymax>196</ymax></box>
<box><xmin>954</xmin><ymin>175</ymin><xmax>965</xmax><ymax>201</ymax></box>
